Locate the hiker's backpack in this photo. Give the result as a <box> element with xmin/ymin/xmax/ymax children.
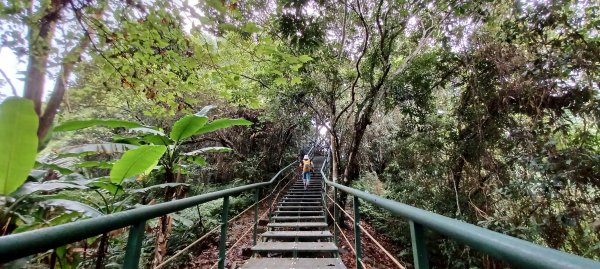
<box><xmin>302</xmin><ymin>160</ymin><xmax>312</xmax><ymax>172</ymax></box>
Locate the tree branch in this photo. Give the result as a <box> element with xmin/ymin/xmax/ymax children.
<box><xmin>0</xmin><ymin>68</ymin><xmax>17</xmax><ymax>96</ymax></box>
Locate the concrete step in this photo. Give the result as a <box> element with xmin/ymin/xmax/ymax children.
<box><xmin>261</xmin><ymin>230</ymin><xmax>332</xmax><ymax>239</ymax></box>
<box><xmin>277</xmin><ymin>206</ymin><xmax>322</xmax><ymax>210</ymax></box>
<box><xmin>279</xmin><ymin>201</ymin><xmax>321</xmax><ymax>205</ymax></box>
<box><xmin>283</xmin><ymin>196</ymin><xmax>321</xmax><ymax>202</ymax></box>
<box><xmin>241</xmin><ymin>258</ymin><xmax>346</xmax><ymax>269</ymax></box>
<box><xmin>267</xmin><ymin>222</ymin><xmax>328</xmax><ymax>228</ymax></box>
<box><xmin>288</xmin><ymin>190</ymin><xmax>321</xmax><ymax>193</ymax></box>
<box><xmin>272</xmin><ymin>215</ymin><xmax>325</xmax><ymax>221</ymax></box>
<box><xmin>274</xmin><ymin>210</ymin><xmax>324</xmax><ymax>215</ymax></box>
<box><xmin>252</xmin><ymin>242</ymin><xmax>338</xmax><ymax>253</ymax></box>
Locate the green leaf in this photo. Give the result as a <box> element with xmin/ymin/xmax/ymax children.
<box><xmin>170</xmin><ymin>115</ymin><xmax>208</xmax><ymax>141</ymax></box>
<box><xmin>129</xmin><ymin>183</ymin><xmax>190</xmax><ymax>194</ymax></box>
<box><xmin>74</xmin><ymin>161</ymin><xmax>113</xmax><ymax>169</ymax></box>
<box><xmin>54</xmin><ymin>119</ymin><xmax>143</xmax><ymax>132</ymax></box>
<box><xmin>60</xmin><ymin>143</ymin><xmax>138</xmax><ymax>155</ymax></box>
<box><xmin>44</xmin><ymin>199</ymin><xmax>103</xmax><ymax>217</ymax></box>
<box><xmin>195</xmin><ymin>105</ymin><xmax>216</xmax><ymax>117</ymax></box>
<box><xmin>242</xmin><ymin>22</ymin><xmax>261</xmax><ymax>33</ymax></box>
<box><xmin>172</xmin><ymin>213</ymin><xmax>194</xmax><ymax>227</ymax></box>
<box><xmin>183</xmin><ymin>147</ymin><xmax>233</xmax><ymax>156</ymax></box>
<box><xmin>298</xmin><ymin>55</ymin><xmax>313</xmax><ymax>63</ymax></box>
<box><xmin>142</xmin><ymin>134</ymin><xmax>174</xmax><ymax>145</ymax></box>
<box><xmin>218</xmin><ymin>23</ymin><xmax>237</xmax><ymax>32</ymax></box>
<box><xmin>0</xmin><ymin>97</ymin><xmax>39</xmax><ymax>195</ymax></box>
<box><xmin>11</xmin><ymin>181</ymin><xmax>88</xmax><ymax>197</ymax></box>
<box><xmin>188</xmin><ymin>156</ymin><xmax>207</xmax><ymax>166</ymax></box>
<box><xmin>274</xmin><ymin>77</ymin><xmax>287</xmax><ymax>85</ymax></box>
<box><xmin>110</xmin><ymin>145</ymin><xmax>166</xmax><ymax>184</ymax></box>
<box><xmin>206</xmin><ymin>0</ymin><xmax>227</xmax><ymax>13</ymax></box>
<box><xmin>290</xmin><ymin>77</ymin><xmax>302</xmax><ymax>85</ymax></box>
<box><xmin>194</xmin><ymin>118</ymin><xmax>252</xmax><ymax>136</ymax></box>
<box><xmin>36</xmin><ymin>162</ymin><xmax>74</xmax><ymax>175</ymax></box>
<box><xmin>88</xmin><ymin>179</ymin><xmax>122</xmax><ymax>195</ymax></box>
<box><xmin>129</xmin><ymin>127</ymin><xmax>165</xmax><ymax>136</ymax></box>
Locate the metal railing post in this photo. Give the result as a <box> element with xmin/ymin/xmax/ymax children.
<box><xmin>253</xmin><ymin>188</ymin><xmax>259</xmax><ymax>245</ymax></box>
<box><xmin>354</xmin><ymin>196</ymin><xmax>363</xmax><ymax>269</ymax></box>
<box><xmin>218</xmin><ymin>196</ymin><xmax>230</xmax><ymax>269</ymax></box>
<box><xmin>322</xmin><ymin>178</ymin><xmax>327</xmax><ymax>216</ymax></box>
<box><xmin>410</xmin><ymin>220</ymin><xmax>429</xmax><ymax>269</ymax></box>
<box><xmin>333</xmin><ymin>188</ymin><xmax>339</xmax><ymax>245</ymax></box>
<box><xmin>268</xmin><ymin>190</ymin><xmax>274</xmax><ymax>222</ymax></box>
<box><xmin>123</xmin><ymin>220</ymin><xmax>146</xmax><ymax>269</ymax></box>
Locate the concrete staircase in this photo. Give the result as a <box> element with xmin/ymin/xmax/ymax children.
<box><xmin>241</xmin><ymin>161</ymin><xmax>346</xmax><ymax>269</ymax></box>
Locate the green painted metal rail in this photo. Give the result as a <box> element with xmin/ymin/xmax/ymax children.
<box><xmin>0</xmin><ymin>161</ymin><xmax>299</xmax><ymax>267</ymax></box>
<box><xmin>319</xmin><ymin>152</ymin><xmax>600</xmax><ymax>269</ymax></box>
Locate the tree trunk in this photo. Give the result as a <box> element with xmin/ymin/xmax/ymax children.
<box><xmin>24</xmin><ymin>0</ymin><xmax>66</xmax><ymax>116</ymax></box>
<box><xmin>152</xmin><ymin>169</ymin><xmax>176</xmax><ymax>267</ymax></box>
<box><xmin>95</xmin><ymin>233</ymin><xmax>109</xmax><ymax>269</ymax></box>
<box><xmin>329</xmin><ymin>132</ymin><xmax>341</xmax><ymax>182</ymax></box>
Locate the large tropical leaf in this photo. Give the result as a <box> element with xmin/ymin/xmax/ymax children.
<box><xmin>170</xmin><ymin>115</ymin><xmax>208</xmax><ymax>141</ymax></box>
<box><xmin>35</xmin><ymin>161</ymin><xmax>74</xmax><ymax>175</ymax></box>
<box><xmin>0</xmin><ymin>97</ymin><xmax>39</xmax><ymax>195</ymax></box>
<box><xmin>142</xmin><ymin>134</ymin><xmax>173</xmax><ymax>145</ymax></box>
<box><xmin>194</xmin><ymin>118</ymin><xmax>252</xmax><ymax>136</ymax></box>
<box><xmin>183</xmin><ymin>147</ymin><xmax>233</xmax><ymax>156</ymax></box>
<box><xmin>129</xmin><ymin>183</ymin><xmax>190</xmax><ymax>194</ymax></box>
<box><xmin>60</xmin><ymin>143</ymin><xmax>138</xmax><ymax>155</ymax></box>
<box><xmin>11</xmin><ymin>181</ymin><xmax>88</xmax><ymax>197</ymax></box>
<box><xmin>109</xmin><ymin>145</ymin><xmax>166</xmax><ymax>184</ymax></box>
<box><xmin>195</xmin><ymin>105</ymin><xmax>216</xmax><ymax>117</ymax></box>
<box><xmin>74</xmin><ymin>161</ymin><xmax>113</xmax><ymax>169</ymax></box>
<box><xmin>54</xmin><ymin>119</ymin><xmax>143</xmax><ymax>132</ymax></box>
<box><xmin>129</xmin><ymin>127</ymin><xmax>165</xmax><ymax>136</ymax></box>
<box><xmin>43</xmin><ymin>199</ymin><xmax>103</xmax><ymax>217</ymax></box>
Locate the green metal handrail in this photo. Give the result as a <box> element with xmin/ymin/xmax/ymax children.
<box><xmin>0</xmin><ymin>160</ymin><xmax>299</xmax><ymax>267</ymax></box>
<box><xmin>319</xmin><ymin>152</ymin><xmax>600</xmax><ymax>269</ymax></box>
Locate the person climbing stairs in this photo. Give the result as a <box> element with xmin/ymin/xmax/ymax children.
<box><xmin>241</xmin><ymin>160</ymin><xmax>346</xmax><ymax>269</ymax></box>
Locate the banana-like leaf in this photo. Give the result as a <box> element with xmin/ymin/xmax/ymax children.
<box><xmin>12</xmin><ymin>212</ymin><xmax>81</xmax><ymax>234</ymax></box>
<box><xmin>129</xmin><ymin>127</ymin><xmax>165</xmax><ymax>136</ymax></box>
<box><xmin>183</xmin><ymin>147</ymin><xmax>233</xmax><ymax>156</ymax></box>
<box><xmin>170</xmin><ymin>115</ymin><xmax>208</xmax><ymax>141</ymax></box>
<box><xmin>54</xmin><ymin>119</ymin><xmax>143</xmax><ymax>132</ymax></box>
<box><xmin>194</xmin><ymin>118</ymin><xmax>252</xmax><ymax>136</ymax></box>
<box><xmin>74</xmin><ymin>161</ymin><xmax>113</xmax><ymax>169</ymax></box>
<box><xmin>0</xmin><ymin>97</ymin><xmax>39</xmax><ymax>195</ymax></box>
<box><xmin>110</xmin><ymin>145</ymin><xmax>167</xmax><ymax>184</ymax></box>
<box><xmin>11</xmin><ymin>181</ymin><xmax>88</xmax><ymax>197</ymax></box>
<box><xmin>195</xmin><ymin>105</ymin><xmax>216</xmax><ymax>117</ymax></box>
<box><xmin>43</xmin><ymin>199</ymin><xmax>103</xmax><ymax>217</ymax></box>
<box><xmin>60</xmin><ymin>143</ymin><xmax>138</xmax><ymax>155</ymax></box>
<box><xmin>28</xmin><ymin>170</ymin><xmax>48</xmax><ymax>181</ymax></box>
<box><xmin>142</xmin><ymin>134</ymin><xmax>173</xmax><ymax>145</ymax></box>
<box><xmin>188</xmin><ymin>156</ymin><xmax>207</xmax><ymax>166</ymax></box>
<box><xmin>129</xmin><ymin>183</ymin><xmax>190</xmax><ymax>194</ymax></box>
<box><xmin>35</xmin><ymin>161</ymin><xmax>74</xmax><ymax>175</ymax></box>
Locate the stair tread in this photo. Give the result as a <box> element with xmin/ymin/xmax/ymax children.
<box><xmin>252</xmin><ymin>242</ymin><xmax>338</xmax><ymax>252</ymax></box>
<box><xmin>272</xmin><ymin>216</ymin><xmax>325</xmax><ymax>220</ymax></box>
<box><xmin>241</xmin><ymin>258</ymin><xmax>346</xmax><ymax>269</ymax></box>
<box><xmin>277</xmin><ymin>206</ymin><xmax>322</xmax><ymax>209</ymax></box>
<box><xmin>267</xmin><ymin>222</ymin><xmax>328</xmax><ymax>228</ymax></box>
<box><xmin>275</xmin><ymin>211</ymin><xmax>323</xmax><ymax>214</ymax></box>
<box><xmin>261</xmin><ymin>231</ymin><xmax>332</xmax><ymax>238</ymax></box>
